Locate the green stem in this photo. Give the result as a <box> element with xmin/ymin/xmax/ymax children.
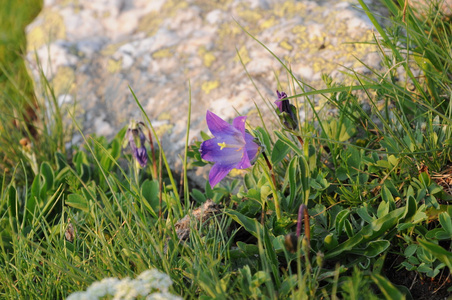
<box><xmin>260</xmin><ymin>159</ymin><xmax>281</xmax><ymax>220</ymax></box>
<box><xmin>129</xmin><ymin>87</ymin><xmax>182</xmax><ymax>216</ymax></box>
<box><xmin>183</xmin><ymin>82</ymin><xmax>192</xmax><ymax>210</ymax></box>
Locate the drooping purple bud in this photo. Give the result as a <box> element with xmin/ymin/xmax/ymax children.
<box><xmin>274</xmin><ymin>90</ymin><xmax>298</xmax><ymax>131</ymax></box>
<box><xmin>125</xmin><ymin>121</ymin><xmax>148</xmax><ymax>168</ymax></box>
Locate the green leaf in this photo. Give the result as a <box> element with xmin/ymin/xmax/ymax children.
<box><xmin>225</xmin><ymin>209</ymin><xmax>262</xmax><ymax>238</ymax></box>
<box><xmin>66</xmin><ymin>194</ymin><xmax>89</xmax><ymax>213</ymax></box>
<box><xmin>191</xmin><ymin>189</ymin><xmax>206</xmax><ymax>203</ymax></box>
<box><xmin>200</xmin><ymin>131</ymin><xmax>211</xmax><ymax>140</ymax></box>
<box><xmin>141</xmin><ymin>180</ymin><xmax>160</xmax><ymax>215</ymax></box>
<box><xmin>404</xmin><ymin>244</ymin><xmax>418</xmax><ymax>257</ymax></box>
<box><xmin>255</xmin><ymin>127</ymin><xmax>272</xmax><ymax>154</ymax></box>
<box><xmin>335</xmin><ymin>209</ymin><xmax>350</xmax><ymax>235</ymax></box>
<box><xmin>418</xmin><ymin>238</ymin><xmax>452</xmax><ymax>270</ymax></box>
<box><xmin>40</xmin><ymin>161</ymin><xmax>54</xmax><ymax>190</ymax></box>
<box><xmin>371</xmin><ymin>274</ymin><xmax>404</xmax><ymax>300</ymax></box>
<box><xmin>274</xmin><ymin>131</ymin><xmax>303</xmax><ymax>156</ymax></box>
<box><xmin>7</xmin><ymin>186</ymin><xmax>18</xmax><ymax>221</ymax></box>
<box><xmin>438</xmin><ymin>212</ymin><xmax>452</xmax><ymax>237</ymax></box>
<box><xmin>356</xmin><ymin>240</ymin><xmax>390</xmax><ymax>258</ymax></box>
<box><xmin>287</xmin><ymin>156</ymin><xmax>298</xmax><ymax>206</ymax></box>
<box><xmin>55</xmin><ymin>152</ymin><xmax>67</xmax><ymax>171</ymax></box>
<box><xmin>356</xmin><ymin>206</ymin><xmax>375</xmax><ymax>224</ymax></box>
<box><xmin>344</xmin><ymin>219</ymin><xmax>354</xmax><ymax>238</ymax></box>
<box><xmin>271</xmin><ymin>139</ymin><xmax>290</xmax><ymax>165</ymax></box>
<box><xmin>237</xmin><ymin>241</ymin><xmax>259</xmax><ymax>255</ymax></box>
<box><xmin>401</xmin><ymin>196</ymin><xmax>417</xmax><ymax>223</ymax></box>
<box><xmin>325</xmin><ymin>207</ymin><xmax>404</xmax><ymax>259</ymax></box>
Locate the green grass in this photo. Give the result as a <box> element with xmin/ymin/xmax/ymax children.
<box><xmin>1</xmin><ymin>0</ymin><xmax>452</xmax><ymax>299</ymax></box>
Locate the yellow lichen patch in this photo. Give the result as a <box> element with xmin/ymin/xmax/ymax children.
<box><xmin>102</xmin><ymin>11</ymin><xmax>111</xmax><ymax>18</ymax></box>
<box><xmin>260</xmin><ymin>16</ymin><xmax>278</xmax><ymax>30</ymax></box>
<box><xmin>236</xmin><ymin>4</ymin><xmax>262</xmax><ymax>24</ymax></box>
<box><xmin>161</xmin><ymin>0</ymin><xmax>189</xmax><ymax>16</ymax></box>
<box><xmin>197</xmin><ymin>46</ymin><xmax>216</xmax><ymax>67</ymax></box>
<box><xmin>152</xmin><ymin>48</ymin><xmax>173</xmax><ymax>59</ymax></box>
<box><xmin>292</xmin><ymin>25</ymin><xmax>307</xmax><ymax>34</ymax></box>
<box><xmin>203</xmin><ymin>52</ymin><xmax>216</xmax><ymax>67</ymax></box>
<box><xmin>155</xmin><ymin>123</ymin><xmax>174</xmax><ymax>136</ymax></box>
<box><xmin>235</xmin><ymin>46</ymin><xmax>251</xmax><ymax>65</ymax></box>
<box><xmin>274</xmin><ymin>0</ymin><xmax>306</xmax><ymax>18</ymax></box>
<box><xmin>107</xmin><ymin>58</ymin><xmax>122</xmax><ymax>73</ymax></box>
<box><xmin>51</xmin><ymin>66</ymin><xmax>75</xmax><ymax>96</ymax></box>
<box><xmin>202</xmin><ymin>80</ymin><xmax>219</xmax><ymax>94</ymax></box>
<box><xmin>137</xmin><ymin>11</ymin><xmax>163</xmax><ymax>36</ymax></box>
<box><xmin>157</xmin><ymin>112</ymin><xmax>172</xmax><ymax>121</ymax></box>
<box><xmin>101</xmin><ymin>42</ymin><xmax>125</xmax><ymax>56</ymax></box>
<box><xmin>279</xmin><ymin>39</ymin><xmax>293</xmax><ymax>51</ymax></box>
<box><xmin>217</xmin><ymin>22</ymin><xmax>242</xmax><ymax>40</ymax></box>
<box><xmin>28</xmin><ymin>10</ymin><xmax>66</xmax><ymax>50</ymax></box>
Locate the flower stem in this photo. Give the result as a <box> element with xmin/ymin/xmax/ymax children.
<box><xmin>261</xmin><ymin>152</ymin><xmax>281</xmax><ymax>220</ymax></box>
<box><xmin>296</xmin><ymin>204</ymin><xmax>311</xmax><ymax>260</ymax></box>
<box><xmin>262</xmin><ymin>151</ymin><xmax>277</xmax><ymax>188</ymax></box>
<box><xmin>147</xmin><ymin>129</ymin><xmax>158</xmax><ymax>180</ymax></box>
<box><xmin>296</xmin><ymin>135</ymin><xmax>304</xmax><ymax>147</ymax></box>
<box><xmin>159</xmin><ymin>149</ymin><xmax>163</xmax><ymax>218</ymax></box>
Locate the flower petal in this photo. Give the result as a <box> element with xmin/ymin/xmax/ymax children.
<box><xmin>209</xmin><ymin>163</ymin><xmax>235</xmax><ymax>187</ymax></box>
<box><xmin>232</xmin><ymin>116</ymin><xmax>247</xmax><ymax>137</ymax></box>
<box><xmin>135</xmin><ymin>147</ymin><xmax>148</xmax><ymax>167</ymax></box>
<box><xmin>200</xmin><ymin>138</ymin><xmax>244</xmax><ymax>165</ymax></box>
<box><xmin>235</xmin><ymin>148</ymin><xmax>251</xmax><ymax>169</ymax></box>
<box><xmin>245</xmin><ymin>133</ymin><xmax>260</xmax><ymax>162</ymax></box>
<box><xmin>206</xmin><ymin>110</ymin><xmax>238</xmax><ymax>137</ymax></box>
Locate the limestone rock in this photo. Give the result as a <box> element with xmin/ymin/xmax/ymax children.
<box><xmin>26</xmin><ymin>0</ymin><xmax>385</xmax><ymax>186</ymax></box>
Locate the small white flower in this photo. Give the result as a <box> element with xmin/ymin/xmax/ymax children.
<box><xmin>87</xmin><ymin>277</ymin><xmax>120</xmax><ymax>298</ymax></box>
<box><xmin>145</xmin><ymin>292</ymin><xmax>183</xmax><ymax>300</ymax></box>
<box><xmin>66</xmin><ymin>269</ymin><xmax>181</xmax><ymax>300</ymax></box>
<box><xmin>137</xmin><ymin>269</ymin><xmax>173</xmax><ymax>293</ymax></box>
<box><xmin>66</xmin><ymin>291</ymin><xmax>96</xmax><ymax>300</ymax></box>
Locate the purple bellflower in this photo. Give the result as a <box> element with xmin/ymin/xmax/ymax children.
<box><xmin>200</xmin><ymin>111</ymin><xmax>260</xmax><ymax>187</ymax></box>
<box><xmin>275</xmin><ymin>90</ymin><xmax>298</xmax><ymax>131</ymax></box>
<box><xmin>124</xmin><ymin>120</ymin><xmax>148</xmax><ymax>168</ymax></box>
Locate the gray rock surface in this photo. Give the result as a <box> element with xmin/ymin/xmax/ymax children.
<box><xmin>26</xmin><ymin>0</ymin><xmax>384</xmax><ymax>185</ymax></box>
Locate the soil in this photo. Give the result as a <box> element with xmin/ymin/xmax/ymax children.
<box><xmin>384</xmin><ymin>253</ymin><xmax>451</xmax><ymax>300</ymax></box>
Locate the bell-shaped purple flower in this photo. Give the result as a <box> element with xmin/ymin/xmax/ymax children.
<box><xmin>124</xmin><ymin>121</ymin><xmax>148</xmax><ymax>168</ymax></box>
<box><xmin>200</xmin><ymin>111</ymin><xmax>260</xmax><ymax>187</ymax></box>
<box><xmin>275</xmin><ymin>90</ymin><xmax>298</xmax><ymax>131</ymax></box>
